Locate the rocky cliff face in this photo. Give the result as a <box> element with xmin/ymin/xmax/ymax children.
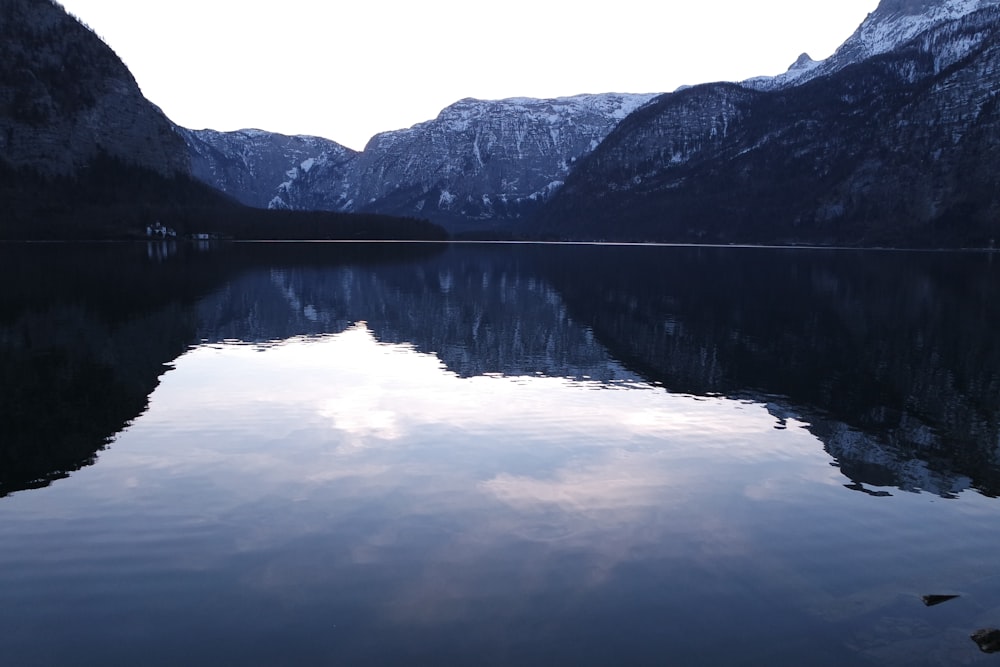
<box><xmin>184</xmin><ymin>94</ymin><xmax>656</xmax><ymax>232</ymax></box>
<box><xmin>538</xmin><ymin>2</ymin><xmax>1000</xmax><ymax>246</ymax></box>
<box><xmin>746</xmin><ymin>0</ymin><xmax>996</xmax><ymax>89</ymax></box>
<box><xmin>179</xmin><ymin>128</ymin><xmax>357</xmax><ymax>209</ymax></box>
<box><xmin>0</xmin><ymin>0</ymin><xmax>189</xmax><ymax>176</ymax></box>
<box><xmin>336</xmin><ymin>94</ymin><xmax>658</xmax><ymax>230</ymax></box>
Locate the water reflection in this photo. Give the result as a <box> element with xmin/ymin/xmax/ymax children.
<box><xmin>0</xmin><ymin>242</ymin><xmax>443</xmax><ymax>496</ymax></box>
<box><xmin>6</xmin><ymin>315</ymin><xmax>999</xmax><ymax>666</ymax></box>
<box><xmin>54</xmin><ymin>324</ymin><xmax>863</xmax><ymax>666</ymax></box>
<box><xmin>0</xmin><ymin>247</ymin><xmax>199</xmax><ymax>496</ymax></box>
<box><xmin>2</xmin><ymin>242</ymin><xmax>999</xmax><ymax>500</ymax></box>
<box><xmin>4</xmin><ymin>242</ymin><xmax>1000</xmax><ymax>666</ymax></box>
<box><xmin>146</xmin><ymin>239</ymin><xmax>179</xmax><ymax>262</ymax></box>
<box><xmin>197</xmin><ymin>252</ymin><xmax>636</xmax><ymax>382</ymax></box>
<box><xmin>535</xmin><ymin>245</ymin><xmax>1000</xmax><ymax>498</ymax></box>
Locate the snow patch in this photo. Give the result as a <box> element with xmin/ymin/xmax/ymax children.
<box><xmin>527</xmin><ymin>180</ymin><xmax>565</xmax><ymax>201</ymax></box>
<box><xmin>745</xmin><ymin>0</ymin><xmax>995</xmax><ymax>90</ymax></box>
<box><xmin>438</xmin><ymin>190</ymin><xmax>457</xmax><ymax>208</ymax></box>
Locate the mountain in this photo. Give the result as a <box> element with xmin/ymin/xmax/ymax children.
<box><xmin>747</xmin><ymin>0</ymin><xmax>997</xmax><ymax>90</ymax></box>
<box><xmin>0</xmin><ymin>0</ymin><xmax>445</xmax><ymax>241</ymax></box>
<box><xmin>185</xmin><ymin>94</ymin><xmax>657</xmax><ymax>233</ymax></box>
<box><xmin>536</xmin><ymin>0</ymin><xmax>1000</xmax><ymax>246</ymax></box>
<box><xmin>178</xmin><ymin>128</ymin><xmax>358</xmax><ymax>210</ymax></box>
<box><xmin>326</xmin><ymin>94</ymin><xmax>658</xmax><ymax>231</ymax></box>
<box><xmin>0</xmin><ymin>0</ymin><xmax>189</xmax><ymax>176</ymax></box>
<box><xmin>178</xmin><ymin>0</ymin><xmax>1000</xmax><ymax>245</ymax></box>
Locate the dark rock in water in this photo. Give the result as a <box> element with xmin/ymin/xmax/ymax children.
<box><xmin>921</xmin><ymin>594</ymin><xmax>960</xmax><ymax>607</ymax></box>
<box><xmin>844</xmin><ymin>482</ymin><xmax>893</xmax><ymax>497</ymax></box>
<box><xmin>971</xmin><ymin>628</ymin><xmax>1000</xmax><ymax>653</ymax></box>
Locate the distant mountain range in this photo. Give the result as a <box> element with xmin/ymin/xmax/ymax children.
<box><xmin>173</xmin><ymin>0</ymin><xmax>1000</xmax><ymax>245</ymax></box>
<box><xmin>179</xmin><ymin>94</ymin><xmax>657</xmax><ymax>233</ymax></box>
<box><xmin>2</xmin><ymin>0</ymin><xmax>999</xmax><ymax>245</ymax></box>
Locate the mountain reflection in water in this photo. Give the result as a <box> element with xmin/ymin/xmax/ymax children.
<box><xmin>2</xmin><ymin>242</ymin><xmax>999</xmax><ymax>499</ymax></box>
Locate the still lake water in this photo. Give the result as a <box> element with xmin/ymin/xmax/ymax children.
<box><xmin>2</xmin><ymin>241</ymin><xmax>1000</xmax><ymax>666</ymax></box>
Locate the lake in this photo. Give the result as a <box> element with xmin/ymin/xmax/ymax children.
<box><xmin>2</xmin><ymin>241</ymin><xmax>999</xmax><ymax>666</ymax></box>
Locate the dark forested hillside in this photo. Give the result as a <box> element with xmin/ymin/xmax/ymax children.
<box><xmin>0</xmin><ymin>154</ymin><xmax>447</xmax><ymax>240</ymax></box>
<box><xmin>0</xmin><ymin>0</ymin><xmax>447</xmax><ymax>241</ymax></box>
<box><xmin>534</xmin><ymin>6</ymin><xmax>1000</xmax><ymax>247</ymax></box>
<box><xmin>0</xmin><ymin>0</ymin><xmax>190</xmax><ymax>176</ymax></box>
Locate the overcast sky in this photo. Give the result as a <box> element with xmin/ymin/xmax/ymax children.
<box><xmin>57</xmin><ymin>0</ymin><xmax>881</xmax><ymax>150</ymax></box>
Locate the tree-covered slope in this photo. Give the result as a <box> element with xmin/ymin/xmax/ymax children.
<box><xmin>0</xmin><ymin>0</ymin><xmax>189</xmax><ymax>176</ymax></box>
<box><xmin>535</xmin><ymin>6</ymin><xmax>1000</xmax><ymax>247</ymax></box>
<box><xmin>0</xmin><ymin>0</ymin><xmax>446</xmax><ymax>240</ymax></box>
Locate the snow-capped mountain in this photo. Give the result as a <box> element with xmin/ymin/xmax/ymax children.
<box><xmin>746</xmin><ymin>0</ymin><xmax>997</xmax><ymax>89</ymax></box>
<box><xmin>176</xmin><ymin>0</ymin><xmax>1000</xmax><ymax>244</ymax></box>
<box><xmin>178</xmin><ymin>128</ymin><xmax>357</xmax><ymax>209</ymax></box>
<box><xmin>183</xmin><ymin>94</ymin><xmax>656</xmax><ymax>231</ymax></box>
<box><xmin>538</xmin><ymin>0</ymin><xmax>1000</xmax><ymax>246</ymax></box>
<box><xmin>330</xmin><ymin>94</ymin><xmax>658</xmax><ymax>230</ymax></box>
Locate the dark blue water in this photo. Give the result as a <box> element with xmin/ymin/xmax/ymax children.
<box><xmin>2</xmin><ymin>242</ymin><xmax>999</xmax><ymax>666</ymax></box>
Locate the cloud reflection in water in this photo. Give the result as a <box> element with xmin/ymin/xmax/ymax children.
<box><xmin>112</xmin><ymin>323</ymin><xmax>840</xmax><ymax>564</ymax></box>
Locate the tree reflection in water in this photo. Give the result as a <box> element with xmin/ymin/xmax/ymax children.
<box><xmin>2</xmin><ymin>242</ymin><xmax>998</xmax><ymax>499</ymax></box>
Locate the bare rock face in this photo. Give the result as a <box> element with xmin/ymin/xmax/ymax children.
<box><xmin>0</xmin><ymin>0</ymin><xmax>189</xmax><ymax>176</ymax></box>
<box><xmin>338</xmin><ymin>94</ymin><xmax>659</xmax><ymax>230</ymax></box>
<box><xmin>184</xmin><ymin>94</ymin><xmax>659</xmax><ymax>232</ymax></box>
<box><xmin>747</xmin><ymin>0</ymin><xmax>999</xmax><ymax>90</ymax></box>
<box><xmin>178</xmin><ymin>128</ymin><xmax>357</xmax><ymax>209</ymax></box>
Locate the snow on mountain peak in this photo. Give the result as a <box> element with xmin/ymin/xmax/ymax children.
<box><xmin>847</xmin><ymin>0</ymin><xmax>996</xmax><ymax>59</ymax></box>
<box><xmin>429</xmin><ymin>93</ymin><xmax>658</xmax><ymax>125</ymax></box>
<box><xmin>789</xmin><ymin>53</ymin><xmax>816</xmax><ymax>70</ymax></box>
<box><xmin>746</xmin><ymin>0</ymin><xmax>999</xmax><ymax>90</ymax></box>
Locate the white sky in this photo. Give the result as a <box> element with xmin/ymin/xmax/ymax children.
<box><xmin>57</xmin><ymin>0</ymin><xmax>880</xmax><ymax>151</ymax></box>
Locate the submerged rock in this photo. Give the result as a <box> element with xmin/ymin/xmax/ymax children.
<box><xmin>971</xmin><ymin>628</ymin><xmax>1000</xmax><ymax>653</ymax></box>
<box><xmin>921</xmin><ymin>594</ymin><xmax>960</xmax><ymax>607</ymax></box>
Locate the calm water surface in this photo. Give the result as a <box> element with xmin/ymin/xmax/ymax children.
<box><xmin>2</xmin><ymin>242</ymin><xmax>999</xmax><ymax>666</ymax></box>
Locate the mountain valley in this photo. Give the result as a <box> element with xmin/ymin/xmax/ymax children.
<box><xmin>170</xmin><ymin>0</ymin><xmax>1000</xmax><ymax>245</ymax></box>
<box><xmin>2</xmin><ymin>0</ymin><xmax>999</xmax><ymax>245</ymax></box>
